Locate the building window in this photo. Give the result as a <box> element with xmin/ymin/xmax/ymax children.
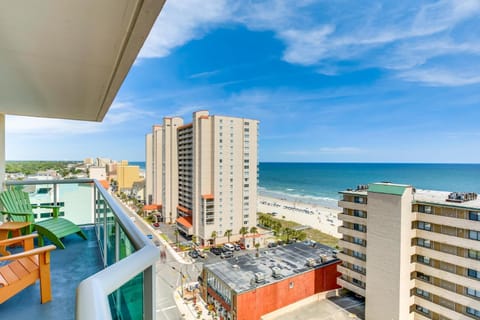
<box><xmin>467</xmin><ymin>307</ymin><xmax>480</xmax><ymax>317</ymax></box>
<box><xmin>352</xmin><ymin>251</ymin><xmax>366</xmax><ymax>260</ymax></box>
<box><xmin>354</xmin><ymin>196</ymin><xmax>365</xmax><ymax>204</ymax></box>
<box><xmin>470</xmin><ymin>230</ymin><xmax>480</xmax><ymax>241</ymax></box>
<box><xmin>417</xmin><ymin>255</ymin><xmax>430</xmax><ymax>265</ymax></box>
<box><xmin>466</xmin><ymin>287</ymin><xmax>480</xmax><ymax>298</ymax></box>
<box><xmin>469</xmin><ymin>249</ymin><xmax>480</xmax><ymax>260</ymax></box>
<box><xmin>417</xmin><ymin>238</ymin><xmax>431</xmax><ymax>248</ymax></box>
<box><xmin>469</xmin><ymin>211</ymin><xmax>480</xmax><ymax>221</ymax></box>
<box><xmin>352</xmin><ymin>264</ymin><xmax>366</xmax><ymax>274</ymax></box>
<box><xmin>417</xmin><ymin>272</ymin><xmax>430</xmax><ymax>282</ymax></box>
<box><xmin>415</xmin><ymin>288</ymin><xmax>430</xmax><ymax>299</ymax></box>
<box><xmin>418</xmin><ymin>205</ymin><xmax>432</xmax><ymax>214</ymax></box>
<box><xmin>353</xmin><ymin>223</ymin><xmax>366</xmax><ymax>232</ymax></box>
<box><xmin>418</xmin><ymin>221</ymin><xmax>432</xmax><ymax>231</ymax></box>
<box><xmin>468</xmin><ymin>268</ymin><xmax>480</xmax><ymax>280</ymax></box>
<box><xmin>416</xmin><ymin>305</ymin><xmax>430</xmax><ymax>315</ymax></box>
<box><xmin>353</xmin><ymin>237</ymin><xmax>365</xmax><ymax>246</ymax></box>
<box><xmin>353</xmin><ymin>210</ymin><xmax>366</xmax><ymax>218</ymax></box>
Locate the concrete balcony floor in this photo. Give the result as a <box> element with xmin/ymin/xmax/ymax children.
<box><xmin>0</xmin><ymin>226</ymin><xmax>103</xmax><ymax>320</ymax></box>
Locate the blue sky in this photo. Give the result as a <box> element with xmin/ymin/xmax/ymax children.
<box><xmin>6</xmin><ymin>0</ymin><xmax>480</xmax><ymax>163</ymax></box>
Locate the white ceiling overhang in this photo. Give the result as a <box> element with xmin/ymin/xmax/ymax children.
<box><xmin>0</xmin><ymin>0</ymin><xmax>166</xmax><ymax>121</ymax></box>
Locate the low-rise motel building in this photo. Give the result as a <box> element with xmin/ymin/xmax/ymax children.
<box><xmin>200</xmin><ymin>242</ymin><xmax>340</xmax><ymax>320</ymax></box>
<box><xmin>337</xmin><ymin>182</ymin><xmax>480</xmax><ymax>320</ymax></box>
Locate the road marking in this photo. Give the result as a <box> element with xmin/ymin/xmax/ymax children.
<box><xmin>157</xmin><ymin>305</ymin><xmax>177</xmax><ymax>312</ymax></box>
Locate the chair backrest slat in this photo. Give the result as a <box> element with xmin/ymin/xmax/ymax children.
<box><xmin>0</xmin><ymin>189</ymin><xmax>34</xmax><ymax>218</ymax></box>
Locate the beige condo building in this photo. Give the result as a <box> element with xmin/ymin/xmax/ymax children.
<box><xmin>145</xmin><ymin>110</ymin><xmax>258</xmax><ymax>245</ymax></box>
<box><xmin>116</xmin><ymin>160</ymin><xmax>141</xmax><ymax>191</ymax></box>
<box><xmin>337</xmin><ymin>182</ymin><xmax>480</xmax><ymax>320</ymax></box>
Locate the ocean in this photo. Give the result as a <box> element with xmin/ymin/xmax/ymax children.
<box><xmin>133</xmin><ymin>161</ymin><xmax>480</xmax><ymax>209</ymax></box>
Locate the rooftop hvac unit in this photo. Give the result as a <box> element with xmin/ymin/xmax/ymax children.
<box><xmin>306</xmin><ymin>258</ymin><xmax>316</xmax><ymax>267</ymax></box>
<box><xmin>272</xmin><ymin>267</ymin><xmax>282</xmax><ymax>279</ymax></box>
<box><xmin>254</xmin><ymin>272</ymin><xmax>265</xmax><ymax>283</ymax></box>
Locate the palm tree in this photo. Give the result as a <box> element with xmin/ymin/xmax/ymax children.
<box><xmin>174</xmin><ymin>229</ymin><xmax>179</xmax><ymax>246</ymax></box>
<box><xmin>250</xmin><ymin>226</ymin><xmax>258</xmax><ymax>246</ymax></box>
<box><xmin>210</xmin><ymin>230</ymin><xmax>217</xmax><ymax>246</ymax></box>
<box><xmin>224</xmin><ymin>229</ymin><xmax>233</xmax><ymax>243</ymax></box>
<box><xmin>283</xmin><ymin>227</ymin><xmax>293</xmax><ymax>242</ymax></box>
<box><xmin>272</xmin><ymin>221</ymin><xmax>282</xmax><ymax>236</ymax></box>
<box><xmin>239</xmin><ymin>226</ymin><xmax>248</xmax><ymax>243</ymax></box>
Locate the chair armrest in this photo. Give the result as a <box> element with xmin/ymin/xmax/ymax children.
<box><xmin>1</xmin><ymin>211</ymin><xmax>33</xmax><ymax>217</ymax></box>
<box><xmin>0</xmin><ymin>233</ymin><xmax>37</xmax><ymax>246</ymax></box>
<box><xmin>0</xmin><ymin>244</ymin><xmax>56</xmax><ymax>261</ymax></box>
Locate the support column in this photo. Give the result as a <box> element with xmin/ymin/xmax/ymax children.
<box><xmin>0</xmin><ymin>114</ymin><xmax>4</xmax><ymax>190</ymax></box>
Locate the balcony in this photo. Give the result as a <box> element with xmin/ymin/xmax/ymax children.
<box><xmin>0</xmin><ymin>179</ymin><xmax>158</xmax><ymax>320</ymax></box>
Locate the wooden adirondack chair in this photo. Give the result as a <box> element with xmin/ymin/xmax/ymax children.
<box><xmin>0</xmin><ymin>189</ymin><xmax>87</xmax><ymax>249</ymax></box>
<box><xmin>0</xmin><ymin>234</ymin><xmax>56</xmax><ymax>304</ymax></box>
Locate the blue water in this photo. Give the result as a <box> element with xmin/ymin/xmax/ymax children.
<box><xmin>132</xmin><ymin>161</ymin><xmax>480</xmax><ymax>208</ymax></box>
<box><xmin>258</xmin><ymin>163</ymin><xmax>480</xmax><ymax>208</ymax></box>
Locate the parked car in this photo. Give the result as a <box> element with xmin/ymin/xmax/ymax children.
<box><xmin>146</xmin><ymin>234</ymin><xmax>153</xmax><ymax>239</ymax></box>
<box><xmin>267</xmin><ymin>242</ymin><xmax>277</xmax><ymax>248</ymax></box>
<box><xmin>210</xmin><ymin>247</ymin><xmax>222</xmax><ymax>255</ymax></box>
<box><xmin>197</xmin><ymin>250</ymin><xmax>207</xmax><ymax>258</ymax></box>
<box><xmin>188</xmin><ymin>250</ymin><xmax>199</xmax><ymax>258</ymax></box>
<box><xmin>221</xmin><ymin>250</ymin><xmax>233</xmax><ymax>259</ymax></box>
<box><xmin>223</xmin><ymin>243</ymin><xmax>235</xmax><ymax>251</ymax></box>
<box><xmin>234</xmin><ymin>244</ymin><xmax>241</xmax><ymax>251</ymax></box>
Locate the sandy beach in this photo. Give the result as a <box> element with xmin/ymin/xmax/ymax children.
<box><xmin>257</xmin><ymin>195</ymin><xmax>342</xmax><ymax>238</ymax></box>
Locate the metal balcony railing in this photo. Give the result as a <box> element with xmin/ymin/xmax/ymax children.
<box><xmin>5</xmin><ymin>179</ymin><xmax>158</xmax><ymax>320</ymax></box>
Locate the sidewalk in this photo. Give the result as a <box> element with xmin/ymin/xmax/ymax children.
<box><xmin>116</xmin><ymin>196</ymin><xmax>192</xmax><ymax>265</ymax></box>
<box><xmin>174</xmin><ymin>283</ymin><xmax>217</xmax><ymax>320</ymax></box>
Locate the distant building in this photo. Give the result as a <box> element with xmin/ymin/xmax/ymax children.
<box><xmin>116</xmin><ymin>160</ymin><xmax>141</xmax><ymax>191</ymax></box>
<box><xmin>89</xmin><ymin>166</ymin><xmax>107</xmax><ymax>181</ymax></box>
<box><xmin>84</xmin><ymin>157</ymin><xmax>94</xmax><ymax>165</ymax></box>
<box><xmin>201</xmin><ymin>242</ymin><xmax>340</xmax><ymax>320</ymax></box>
<box><xmin>145</xmin><ymin>110</ymin><xmax>259</xmax><ymax>245</ymax></box>
<box><xmin>337</xmin><ymin>182</ymin><xmax>480</xmax><ymax>320</ymax></box>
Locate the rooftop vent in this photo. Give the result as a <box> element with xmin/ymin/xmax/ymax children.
<box><xmin>355</xmin><ymin>184</ymin><xmax>369</xmax><ymax>191</ymax></box>
<box><xmin>272</xmin><ymin>267</ymin><xmax>282</xmax><ymax>279</ymax></box>
<box><xmin>306</xmin><ymin>258</ymin><xmax>316</xmax><ymax>267</ymax></box>
<box><xmin>446</xmin><ymin>192</ymin><xmax>477</xmax><ymax>203</ymax></box>
<box><xmin>254</xmin><ymin>272</ymin><xmax>265</xmax><ymax>283</ymax></box>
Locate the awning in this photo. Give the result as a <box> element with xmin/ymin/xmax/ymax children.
<box><xmin>176</xmin><ymin>216</ymin><xmax>193</xmax><ymax>229</ymax></box>
<box><xmin>143</xmin><ymin>204</ymin><xmax>162</xmax><ymax>211</ymax></box>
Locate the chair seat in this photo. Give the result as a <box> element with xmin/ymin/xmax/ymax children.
<box><xmin>35</xmin><ymin>218</ymin><xmax>87</xmax><ymax>249</ymax></box>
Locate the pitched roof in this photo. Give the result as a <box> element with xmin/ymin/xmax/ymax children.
<box><xmin>176</xmin><ymin>216</ymin><xmax>193</xmax><ymax>228</ymax></box>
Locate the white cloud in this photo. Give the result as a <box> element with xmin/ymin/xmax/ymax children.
<box><xmin>138</xmin><ymin>0</ymin><xmax>231</xmax><ymax>59</ymax></box>
<box><xmin>6</xmin><ymin>102</ymin><xmax>152</xmax><ymax>136</ymax></box>
<box><xmin>398</xmin><ymin>68</ymin><xmax>480</xmax><ymax>86</ymax></box>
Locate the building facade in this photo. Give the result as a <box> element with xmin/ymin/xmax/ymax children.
<box><xmin>116</xmin><ymin>160</ymin><xmax>141</xmax><ymax>191</ymax></box>
<box><xmin>337</xmin><ymin>182</ymin><xmax>480</xmax><ymax>320</ymax></box>
<box><xmin>201</xmin><ymin>242</ymin><xmax>340</xmax><ymax>320</ymax></box>
<box><xmin>145</xmin><ymin>110</ymin><xmax>258</xmax><ymax>245</ymax></box>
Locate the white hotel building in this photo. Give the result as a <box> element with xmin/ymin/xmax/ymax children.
<box><xmin>145</xmin><ymin>110</ymin><xmax>258</xmax><ymax>245</ymax></box>
<box><xmin>337</xmin><ymin>182</ymin><xmax>480</xmax><ymax>320</ymax></box>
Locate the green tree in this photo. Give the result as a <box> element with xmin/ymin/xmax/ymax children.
<box><xmin>239</xmin><ymin>226</ymin><xmax>248</xmax><ymax>242</ymax></box>
<box><xmin>224</xmin><ymin>229</ymin><xmax>232</xmax><ymax>243</ymax></box>
<box><xmin>174</xmin><ymin>229</ymin><xmax>179</xmax><ymax>246</ymax></box>
<box><xmin>283</xmin><ymin>227</ymin><xmax>293</xmax><ymax>242</ymax></box>
<box><xmin>211</xmin><ymin>231</ymin><xmax>217</xmax><ymax>246</ymax></box>
<box><xmin>250</xmin><ymin>226</ymin><xmax>258</xmax><ymax>246</ymax></box>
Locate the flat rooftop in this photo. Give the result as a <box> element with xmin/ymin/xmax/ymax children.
<box><xmin>205</xmin><ymin>242</ymin><xmax>339</xmax><ymax>293</ymax></box>
<box><xmin>340</xmin><ymin>183</ymin><xmax>480</xmax><ymax>210</ymax></box>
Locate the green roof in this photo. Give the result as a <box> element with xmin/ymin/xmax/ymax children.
<box><xmin>368</xmin><ymin>183</ymin><xmax>407</xmax><ymax>196</ymax></box>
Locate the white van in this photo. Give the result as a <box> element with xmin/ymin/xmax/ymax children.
<box><xmin>223</xmin><ymin>243</ymin><xmax>235</xmax><ymax>251</ymax></box>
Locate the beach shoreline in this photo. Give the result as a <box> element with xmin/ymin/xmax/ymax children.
<box><xmin>257</xmin><ymin>194</ymin><xmax>342</xmax><ymax>238</ymax></box>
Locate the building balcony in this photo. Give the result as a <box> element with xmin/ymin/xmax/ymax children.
<box><xmin>337</xmin><ymin>212</ymin><xmax>366</xmax><ymax>225</ymax></box>
<box><xmin>338</xmin><ymin>226</ymin><xmax>367</xmax><ymax>240</ymax></box>
<box><xmin>0</xmin><ymin>179</ymin><xmax>158</xmax><ymax>320</ymax></box>
<box><xmin>338</xmin><ymin>239</ymin><xmax>366</xmax><ymax>254</ymax></box>
<box><xmin>338</xmin><ymin>200</ymin><xmax>367</xmax><ymax>211</ymax></box>
<box><xmin>337</xmin><ymin>276</ymin><xmax>366</xmax><ymax>297</ymax></box>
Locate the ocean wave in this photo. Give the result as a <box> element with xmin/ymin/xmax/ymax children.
<box><xmin>258</xmin><ymin>189</ymin><xmax>340</xmax><ymax>209</ymax></box>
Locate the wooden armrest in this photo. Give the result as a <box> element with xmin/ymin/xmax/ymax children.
<box><xmin>0</xmin><ymin>245</ymin><xmax>56</xmax><ymax>261</ymax></box>
<box><xmin>0</xmin><ymin>233</ymin><xmax>38</xmax><ymax>246</ymax></box>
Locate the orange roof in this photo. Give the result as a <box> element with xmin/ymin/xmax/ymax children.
<box><xmin>201</xmin><ymin>194</ymin><xmax>214</xmax><ymax>200</ymax></box>
<box><xmin>99</xmin><ymin>180</ymin><xmax>110</xmax><ymax>189</ymax></box>
<box><xmin>199</xmin><ymin>115</ymin><xmax>209</xmax><ymax>120</ymax></box>
<box><xmin>178</xmin><ymin>123</ymin><xmax>193</xmax><ymax>130</ymax></box>
<box><xmin>143</xmin><ymin>204</ymin><xmax>162</xmax><ymax>211</ymax></box>
<box><xmin>176</xmin><ymin>216</ymin><xmax>192</xmax><ymax>228</ymax></box>
<box><xmin>177</xmin><ymin>205</ymin><xmax>192</xmax><ymax>214</ymax></box>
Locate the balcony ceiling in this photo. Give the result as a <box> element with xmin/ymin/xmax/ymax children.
<box><xmin>0</xmin><ymin>0</ymin><xmax>165</xmax><ymax>121</ymax></box>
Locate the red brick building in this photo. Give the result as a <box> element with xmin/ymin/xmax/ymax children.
<box><xmin>201</xmin><ymin>242</ymin><xmax>341</xmax><ymax>320</ymax></box>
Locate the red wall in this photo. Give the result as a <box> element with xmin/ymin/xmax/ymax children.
<box><xmin>235</xmin><ymin>261</ymin><xmax>340</xmax><ymax>320</ymax></box>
